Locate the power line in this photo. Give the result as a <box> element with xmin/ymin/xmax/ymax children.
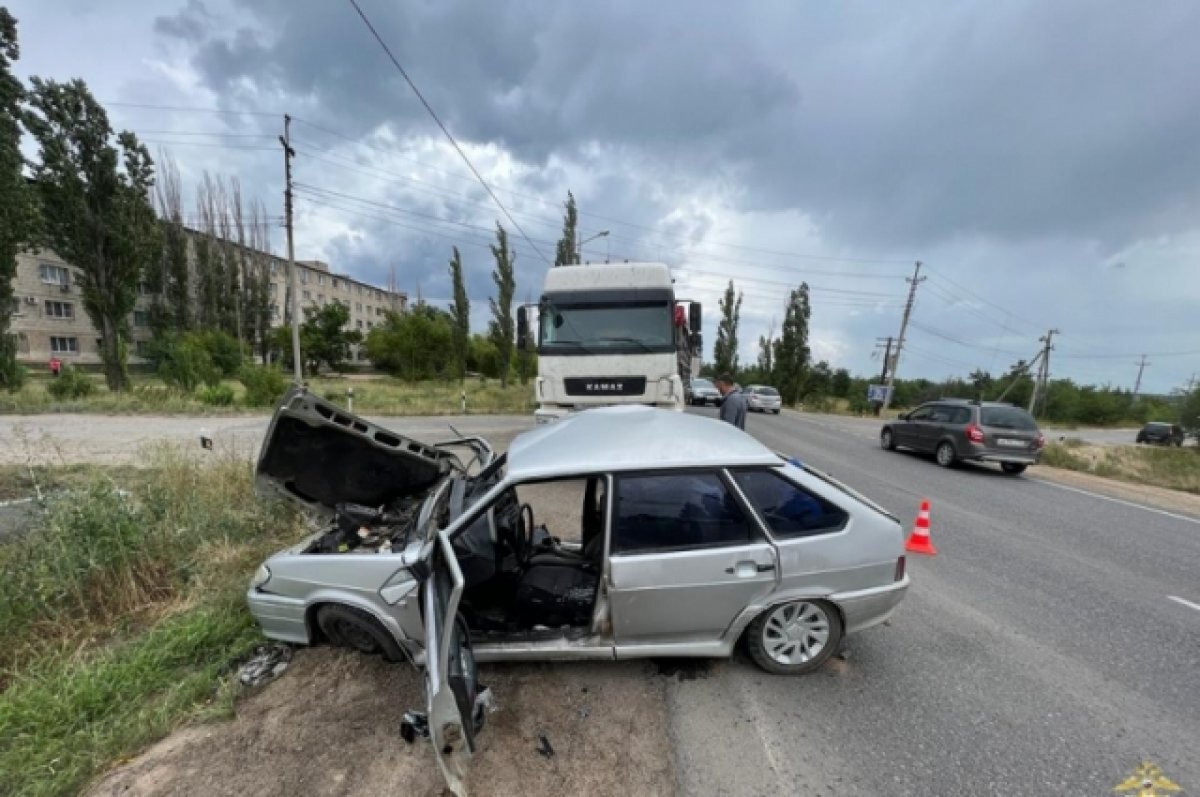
<box><xmin>923</xmin><ymin>266</ymin><xmax>1042</xmax><ymax>331</ymax></box>
<box><xmin>104</xmin><ymin>100</ymin><xmax>280</xmax><ymax>117</ymax></box>
<box><xmin>139</xmin><ymin>139</ymin><xmax>278</xmax><ymax>151</ymax></box>
<box><xmin>344</xmin><ymin>0</ymin><xmax>552</xmax><ymax>266</ymax></box>
<box><xmin>292</xmin><ymin>144</ymin><xmax>911</xmax><ymax>279</ymax></box>
<box><xmin>907</xmin><ymin>319</ymin><xmax>1028</xmax><ymax>357</ymax></box>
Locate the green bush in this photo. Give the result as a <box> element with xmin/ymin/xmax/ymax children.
<box><xmin>198</xmin><ymin>383</ymin><xmax>235</xmax><ymax>406</ymax></box>
<box><xmin>0</xmin><ymin>335</ymin><xmax>26</xmax><ymax>392</ymax></box>
<box><xmin>46</xmin><ymin>366</ymin><xmax>95</xmax><ymax>399</ymax></box>
<box><xmin>156</xmin><ymin>335</ymin><xmax>219</xmax><ymax>393</ymax></box>
<box><xmin>238</xmin><ymin>364</ymin><xmax>289</xmax><ymax>407</ymax></box>
<box><xmin>195</xmin><ymin>330</ymin><xmax>244</xmax><ymax>377</ymax></box>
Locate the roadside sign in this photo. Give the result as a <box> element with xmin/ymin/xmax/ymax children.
<box><xmin>867</xmin><ymin>384</ymin><xmax>891</xmax><ymax>403</ymax></box>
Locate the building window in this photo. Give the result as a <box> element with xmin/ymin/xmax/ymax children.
<box><xmin>133</xmin><ymin>310</ymin><xmax>150</xmax><ymax>327</ymax></box>
<box><xmin>300</xmin><ymin>271</ymin><xmax>309</xmax><ymax>284</ymax></box>
<box><xmin>8</xmin><ymin>297</ymin><xmax>20</xmax><ymax>316</ymax></box>
<box><xmin>135</xmin><ymin>339</ymin><xmax>152</xmax><ymax>357</ymax></box>
<box><xmin>332</xmin><ymin>278</ymin><xmax>340</xmax><ymax>290</ymax></box>
<box><xmin>40</xmin><ymin>263</ymin><xmax>70</xmax><ymax>285</ymax></box>
<box><xmin>303</xmin><ymin>290</ymin><xmax>311</xmax><ymax>300</ymax></box>
<box><xmin>50</xmin><ymin>336</ymin><xmax>79</xmax><ymax>354</ymax></box>
<box><xmin>138</xmin><ymin>282</ymin><xmax>153</xmax><ymax>296</ymax></box>
<box><xmin>318</xmin><ymin>274</ymin><xmax>326</xmax><ymax>286</ymax></box>
<box><xmin>356</xmin><ymin>319</ymin><xmax>363</xmax><ymax>329</ymax></box>
<box><xmin>15</xmin><ymin>332</ymin><xmax>29</xmax><ymax>355</ymax></box>
<box><xmin>270</xmin><ymin>263</ymin><xmax>279</xmax><ymax>276</ymax></box>
<box><xmin>367</xmin><ymin>321</ymin><xmax>373</xmax><ymax>330</ymax></box>
<box><xmin>44</xmin><ymin>300</ymin><xmax>74</xmax><ymax>319</ymax></box>
<box><xmin>357</xmin><ymin>285</ymin><xmax>363</xmax><ymax>296</ymax></box>
<box><xmin>376</xmin><ymin>307</ymin><xmax>384</xmax><ymax>317</ymax></box>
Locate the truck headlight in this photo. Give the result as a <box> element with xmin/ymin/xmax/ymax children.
<box><xmin>251</xmin><ymin>564</ymin><xmax>271</xmax><ymax>589</ymax></box>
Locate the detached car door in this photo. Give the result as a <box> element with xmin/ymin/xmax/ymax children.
<box><xmin>608</xmin><ymin>470</ymin><xmax>778</xmax><ymax>650</ymax></box>
<box><xmin>421</xmin><ymin>528</ymin><xmax>488</xmax><ymax>797</ymax></box>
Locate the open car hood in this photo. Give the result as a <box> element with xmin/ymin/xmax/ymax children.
<box><xmin>255</xmin><ymin>384</ymin><xmax>456</xmax><ymax>518</ymax></box>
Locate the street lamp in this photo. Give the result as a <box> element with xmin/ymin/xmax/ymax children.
<box><xmin>576</xmin><ymin>230</ymin><xmax>610</xmax><ymax>264</ymax></box>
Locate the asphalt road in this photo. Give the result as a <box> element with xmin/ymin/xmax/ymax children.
<box><xmin>670</xmin><ymin>407</ymin><xmax>1200</xmax><ymax>796</ymax></box>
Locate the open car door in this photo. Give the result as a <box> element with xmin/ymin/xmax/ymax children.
<box><xmin>419</xmin><ymin>527</ymin><xmax>490</xmax><ymax>796</ymax></box>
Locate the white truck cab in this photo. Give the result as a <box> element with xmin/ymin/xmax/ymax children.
<box><xmin>517</xmin><ymin>263</ymin><xmax>700</xmax><ymax>425</ymax></box>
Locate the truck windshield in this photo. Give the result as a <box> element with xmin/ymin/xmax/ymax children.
<box><xmin>539</xmin><ymin>301</ymin><xmax>674</xmax><ymax>353</ymax></box>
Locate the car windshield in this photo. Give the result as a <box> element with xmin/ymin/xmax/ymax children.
<box><xmin>538</xmin><ymin>300</ymin><xmax>674</xmax><ymax>352</ymax></box>
<box><xmin>980</xmin><ymin>407</ymin><xmax>1038</xmax><ymax>430</ymax></box>
<box><xmin>693</xmin><ymin>379</ymin><xmax>715</xmax><ymax>390</ymax></box>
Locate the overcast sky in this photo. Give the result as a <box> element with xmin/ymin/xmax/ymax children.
<box><xmin>9</xmin><ymin>0</ymin><xmax>1200</xmax><ymax>393</ymax></box>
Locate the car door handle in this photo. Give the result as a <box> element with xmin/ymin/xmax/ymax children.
<box><xmin>725</xmin><ymin>561</ymin><xmax>775</xmax><ymax>576</ymax></box>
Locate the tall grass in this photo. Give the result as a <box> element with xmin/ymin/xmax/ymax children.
<box><xmin>0</xmin><ymin>447</ymin><xmax>302</xmax><ymax>796</ymax></box>
<box><xmin>1</xmin><ymin>374</ymin><xmax>534</xmax><ymax>416</ymax></box>
<box><xmin>1040</xmin><ymin>442</ymin><xmax>1200</xmax><ymax>494</ymax></box>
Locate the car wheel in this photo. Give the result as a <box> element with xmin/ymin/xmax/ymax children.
<box><xmin>773</xmin><ymin>409</ymin><xmax>781</xmax><ymax>415</ymax></box>
<box><xmin>880</xmin><ymin>428</ymin><xmax>896</xmax><ymax>451</ymax></box>
<box><xmin>316</xmin><ymin>604</ymin><xmax>404</xmax><ymax>662</ymax></box>
<box><xmin>935</xmin><ymin>441</ymin><xmax>957</xmax><ymax>468</ymax></box>
<box><xmin>745</xmin><ymin>600</ymin><xmax>843</xmax><ymax>676</ymax></box>
<box><xmin>1001</xmin><ymin>462</ymin><xmax>1027</xmax><ymax>475</ymax></box>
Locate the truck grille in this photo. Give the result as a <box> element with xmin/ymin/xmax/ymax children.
<box><xmin>563</xmin><ymin>377</ymin><xmax>647</xmax><ymax>397</ymax></box>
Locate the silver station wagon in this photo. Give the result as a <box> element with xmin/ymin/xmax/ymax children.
<box><xmin>248</xmin><ymin>387</ymin><xmax>909</xmax><ymax>793</ymax></box>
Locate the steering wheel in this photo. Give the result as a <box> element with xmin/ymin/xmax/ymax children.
<box><xmin>517</xmin><ymin>503</ymin><xmax>535</xmax><ymax>565</ymax></box>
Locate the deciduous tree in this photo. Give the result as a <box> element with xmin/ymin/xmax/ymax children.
<box><xmin>713</xmin><ymin>280</ymin><xmax>742</xmax><ymax>375</ymax></box>
<box><xmin>447</xmin><ymin>246</ymin><xmax>469</xmax><ymax>381</ymax></box>
<box><xmin>24</xmin><ymin>77</ymin><xmax>160</xmax><ymax>391</ymax></box>
<box><xmin>488</xmin><ymin>224</ymin><xmax>516</xmax><ymax>387</ymax></box>
<box><xmin>0</xmin><ymin>7</ymin><xmax>33</xmax><ymax>391</ymax></box>
<box><xmin>772</xmin><ymin>283</ymin><xmax>811</xmax><ymax>405</ymax></box>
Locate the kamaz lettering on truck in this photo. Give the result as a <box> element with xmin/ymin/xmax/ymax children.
<box><xmin>517</xmin><ymin>263</ymin><xmax>701</xmax><ymax>424</ymax></box>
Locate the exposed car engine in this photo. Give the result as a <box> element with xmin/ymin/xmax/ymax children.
<box><xmin>303</xmin><ymin>499</ymin><xmax>423</xmax><ymax>554</ymax></box>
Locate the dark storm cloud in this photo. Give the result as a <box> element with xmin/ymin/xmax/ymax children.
<box><xmin>156</xmin><ymin>0</ymin><xmax>1200</xmax><ymax>251</ymax></box>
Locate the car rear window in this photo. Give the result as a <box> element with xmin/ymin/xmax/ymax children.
<box><xmin>980</xmin><ymin>407</ymin><xmax>1038</xmax><ymax>430</ymax></box>
<box><xmin>731</xmin><ymin>470</ymin><xmax>847</xmax><ymax>538</ymax></box>
<box><xmin>756</xmin><ymin>387</ymin><xmax>779</xmax><ymax>396</ymax></box>
<box><xmin>1145</xmin><ymin>423</ymin><xmax>1170</xmax><ymax>430</ymax></box>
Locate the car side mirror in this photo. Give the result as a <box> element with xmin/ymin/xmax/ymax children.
<box><xmin>516</xmin><ymin>306</ymin><xmax>529</xmax><ymax>351</ymax></box>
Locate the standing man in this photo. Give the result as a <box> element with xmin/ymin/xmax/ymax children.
<box><xmin>714</xmin><ymin>373</ymin><xmax>747</xmax><ymax>430</ymax></box>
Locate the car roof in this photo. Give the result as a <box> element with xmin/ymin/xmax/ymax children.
<box><xmin>506</xmin><ymin>406</ymin><xmax>779</xmax><ymax>481</ymax></box>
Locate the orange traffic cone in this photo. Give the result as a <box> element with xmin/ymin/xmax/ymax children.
<box><xmin>905</xmin><ymin>499</ymin><xmax>937</xmax><ymax>555</ymax></box>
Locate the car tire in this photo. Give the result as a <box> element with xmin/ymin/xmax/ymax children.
<box><xmin>773</xmin><ymin>409</ymin><xmax>781</xmax><ymax>415</ymax></box>
<box><xmin>1000</xmin><ymin>462</ymin><xmax>1027</xmax><ymax>475</ymax></box>
<box><xmin>316</xmin><ymin>604</ymin><xmax>404</xmax><ymax>662</ymax></box>
<box><xmin>745</xmin><ymin>599</ymin><xmax>843</xmax><ymax>676</ymax></box>
<box><xmin>935</xmin><ymin>441</ymin><xmax>957</xmax><ymax>468</ymax></box>
<box><xmin>881</xmin><ymin>428</ymin><xmax>896</xmax><ymax>451</ymax></box>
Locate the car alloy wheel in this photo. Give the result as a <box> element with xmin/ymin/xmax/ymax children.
<box><xmin>881</xmin><ymin>429</ymin><xmax>895</xmax><ymax>450</ymax></box>
<box><xmin>745</xmin><ymin>599</ymin><xmax>843</xmax><ymax>675</ymax></box>
<box><xmin>936</xmin><ymin>441</ymin><xmax>957</xmax><ymax>468</ymax></box>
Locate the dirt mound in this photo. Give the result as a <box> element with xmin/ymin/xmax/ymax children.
<box><xmin>87</xmin><ymin>647</ymin><xmax>674</xmax><ymax>797</ymax></box>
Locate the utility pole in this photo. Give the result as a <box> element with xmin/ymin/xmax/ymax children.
<box><xmin>873</xmin><ymin>336</ymin><xmax>894</xmax><ymax>416</ymax></box>
<box><xmin>881</xmin><ymin>261</ymin><xmax>925</xmax><ymax>412</ymax></box>
<box><xmin>995</xmin><ymin>351</ymin><xmax>1042</xmax><ymax>403</ymax></box>
<box><xmin>280</xmin><ymin>114</ymin><xmax>302</xmax><ymax>383</ymax></box>
<box><xmin>1027</xmin><ymin>328</ymin><xmax>1059</xmax><ymax>417</ymax></box>
<box><xmin>1132</xmin><ymin>354</ymin><xmax>1150</xmax><ymax>397</ymax></box>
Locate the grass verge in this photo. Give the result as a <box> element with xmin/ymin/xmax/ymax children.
<box><xmin>0</xmin><ymin>448</ymin><xmax>302</xmax><ymax>797</ymax></box>
<box><xmin>1040</xmin><ymin>442</ymin><xmax>1200</xmax><ymax>494</ymax></box>
<box><xmin>1</xmin><ymin>374</ymin><xmax>533</xmax><ymax>416</ymax></box>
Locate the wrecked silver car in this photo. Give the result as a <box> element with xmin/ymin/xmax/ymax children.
<box><xmin>248</xmin><ymin>386</ymin><xmax>909</xmax><ymax>792</ymax></box>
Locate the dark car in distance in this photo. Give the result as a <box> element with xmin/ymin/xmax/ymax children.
<box><xmin>881</xmin><ymin>399</ymin><xmax>1045</xmax><ymax>474</ymax></box>
<box><xmin>1136</xmin><ymin>422</ymin><xmax>1184</xmax><ymax>446</ymax></box>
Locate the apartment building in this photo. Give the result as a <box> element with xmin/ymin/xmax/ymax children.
<box><xmin>9</xmin><ymin>244</ymin><xmax>406</xmax><ymax>368</ymax></box>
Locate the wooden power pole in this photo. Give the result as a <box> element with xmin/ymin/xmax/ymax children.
<box><xmin>279</xmin><ymin>114</ymin><xmax>302</xmax><ymax>383</ymax></box>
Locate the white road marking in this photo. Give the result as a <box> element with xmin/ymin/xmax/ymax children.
<box><xmin>1168</xmin><ymin>595</ymin><xmax>1200</xmax><ymax>612</ymax></box>
<box><xmin>1033</xmin><ymin>479</ymin><xmax>1200</xmax><ymax>526</ymax></box>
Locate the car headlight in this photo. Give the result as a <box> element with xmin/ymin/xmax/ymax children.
<box><xmin>251</xmin><ymin>564</ymin><xmax>271</xmax><ymax>589</ymax></box>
